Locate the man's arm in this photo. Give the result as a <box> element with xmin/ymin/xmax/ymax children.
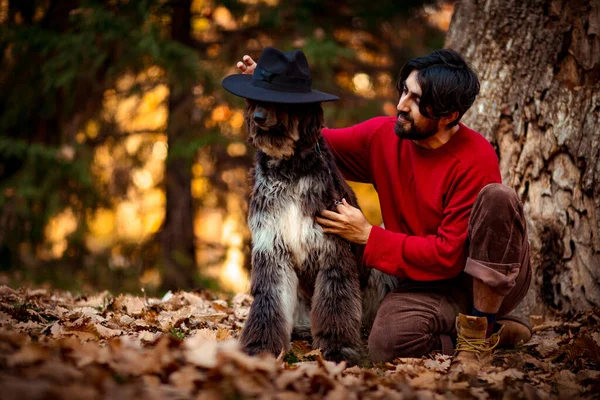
<box><xmin>366</xmin><ymin>168</ymin><xmax>496</xmax><ymax>280</ymax></box>
<box><xmin>322</xmin><ymin>122</ymin><xmax>379</xmax><ymax>183</ymax></box>
<box><xmin>321</xmin><ymin>166</ymin><xmax>497</xmax><ymax>281</ymax></box>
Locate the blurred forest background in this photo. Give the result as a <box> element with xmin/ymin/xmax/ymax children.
<box><xmin>0</xmin><ymin>0</ymin><xmax>452</xmax><ymax>295</ymax></box>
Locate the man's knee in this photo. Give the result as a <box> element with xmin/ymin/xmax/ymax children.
<box><xmin>470</xmin><ymin>183</ymin><xmax>526</xmax><ymax>250</ymax></box>
<box><xmin>476</xmin><ymin>183</ymin><xmax>521</xmax><ymax>213</ymax></box>
<box><xmin>368</xmin><ymin>314</ymin><xmax>436</xmax><ymax>362</ymax></box>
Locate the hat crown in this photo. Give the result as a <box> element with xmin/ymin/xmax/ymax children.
<box><xmin>251</xmin><ymin>47</ymin><xmax>313</xmax><ymax>93</ymax></box>
<box><xmin>257</xmin><ymin>47</ymin><xmax>310</xmax><ymax>79</ymax></box>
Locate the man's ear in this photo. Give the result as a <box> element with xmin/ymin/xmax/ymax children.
<box><xmin>441</xmin><ymin>111</ymin><xmax>460</xmax><ymax>128</ymax></box>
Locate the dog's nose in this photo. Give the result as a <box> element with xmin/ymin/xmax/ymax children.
<box><xmin>253</xmin><ymin>110</ymin><xmax>267</xmax><ymax>124</ymax></box>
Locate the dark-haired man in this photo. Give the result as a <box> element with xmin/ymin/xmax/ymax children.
<box><xmin>236</xmin><ymin>49</ymin><xmax>532</xmax><ymax>370</ymax></box>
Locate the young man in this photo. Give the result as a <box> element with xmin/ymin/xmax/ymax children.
<box><xmin>236</xmin><ymin>49</ymin><xmax>532</xmax><ymax>370</ymax></box>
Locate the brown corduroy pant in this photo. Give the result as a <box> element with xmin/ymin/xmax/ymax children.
<box><xmin>368</xmin><ymin>183</ymin><xmax>532</xmax><ymax>362</ymax></box>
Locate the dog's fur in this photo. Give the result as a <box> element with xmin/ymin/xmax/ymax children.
<box><xmin>240</xmin><ymin>100</ymin><xmax>398</xmax><ymax>364</ymax></box>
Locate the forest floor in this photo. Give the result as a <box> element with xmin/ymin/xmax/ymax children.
<box><xmin>0</xmin><ymin>285</ymin><xmax>598</xmax><ymax>399</ymax></box>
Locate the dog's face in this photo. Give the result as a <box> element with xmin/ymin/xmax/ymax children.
<box><xmin>244</xmin><ymin>100</ymin><xmax>323</xmax><ymax>160</ymax></box>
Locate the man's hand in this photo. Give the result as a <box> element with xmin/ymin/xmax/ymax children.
<box><xmin>237</xmin><ymin>55</ymin><xmax>257</xmax><ymax>75</ymax></box>
<box><xmin>316</xmin><ymin>198</ymin><xmax>373</xmax><ymax>245</ymax></box>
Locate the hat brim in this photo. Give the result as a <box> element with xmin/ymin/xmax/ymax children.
<box><xmin>222</xmin><ymin>74</ymin><xmax>339</xmax><ymax>104</ymax></box>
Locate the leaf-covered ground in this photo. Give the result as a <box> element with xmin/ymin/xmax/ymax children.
<box><xmin>0</xmin><ymin>286</ymin><xmax>598</xmax><ymax>399</ymax></box>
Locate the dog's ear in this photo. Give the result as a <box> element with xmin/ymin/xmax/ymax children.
<box><xmin>299</xmin><ymin>103</ymin><xmax>324</xmax><ymax>146</ymax></box>
<box><xmin>244</xmin><ymin>100</ymin><xmax>255</xmax><ymax>144</ymax></box>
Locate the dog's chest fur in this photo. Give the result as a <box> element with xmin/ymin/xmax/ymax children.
<box><xmin>248</xmin><ymin>153</ymin><xmax>340</xmax><ymax>276</ymax></box>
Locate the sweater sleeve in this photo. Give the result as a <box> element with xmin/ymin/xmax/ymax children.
<box><xmin>322</xmin><ymin>117</ymin><xmax>389</xmax><ymax>183</ymax></box>
<box><xmin>363</xmin><ymin>167</ymin><xmax>498</xmax><ymax>280</ymax></box>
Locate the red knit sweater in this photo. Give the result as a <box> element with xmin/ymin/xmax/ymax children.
<box><xmin>323</xmin><ymin>117</ymin><xmax>502</xmax><ymax>281</ymax></box>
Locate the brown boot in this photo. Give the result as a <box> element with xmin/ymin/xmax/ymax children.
<box><xmin>496</xmin><ymin>316</ymin><xmax>532</xmax><ymax>348</ymax></box>
<box><xmin>451</xmin><ymin>313</ymin><xmax>503</xmax><ymax>375</ymax></box>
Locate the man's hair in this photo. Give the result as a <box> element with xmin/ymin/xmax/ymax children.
<box><xmin>397</xmin><ymin>49</ymin><xmax>480</xmax><ymax>127</ymax></box>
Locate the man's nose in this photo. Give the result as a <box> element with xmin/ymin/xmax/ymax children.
<box><xmin>397</xmin><ymin>97</ymin><xmax>409</xmax><ymax>112</ymax></box>
<box><xmin>253</xmin><ymin>109</ymin><xmax>267</xmax><ymax>124</ymax></box>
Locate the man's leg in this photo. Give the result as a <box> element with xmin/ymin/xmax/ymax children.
<box><xmin>467</xmin><ymin>183</ymin><xmax>531</xmax><ymax>315</ymax></box>
<box><xmin>455</xmin><ymin>183</ymin><xmax>532</xmax><ymax>368</ymax></box>
<box><xmin>368</xmin><ymin>279</ymin><xmax>469</xmax><ymax>362</ymax></box>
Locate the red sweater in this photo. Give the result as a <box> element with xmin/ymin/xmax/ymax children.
<box><xmin>323</xmin><ymin>117</ymin><xmax>501</xmax><ymax>281</ymax></box>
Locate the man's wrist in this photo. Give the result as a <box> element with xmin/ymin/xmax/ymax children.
<box><xmin>360</xmin><ymin>225</ymin><xmax>373</xmax><ymax>245</ymax></box>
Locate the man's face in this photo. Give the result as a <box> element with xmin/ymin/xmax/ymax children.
<box><xmin>394</xmin><ymin>70</ymin><xmax>439</xmax><ymax>140</ymax></box>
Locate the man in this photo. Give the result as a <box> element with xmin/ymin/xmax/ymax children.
<box><xmin>236</xmin><ymin>49</ymin><xmax>532</xmax><ymax>370</ymax></box>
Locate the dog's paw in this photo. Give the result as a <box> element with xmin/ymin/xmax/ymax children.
<box><xmin>242</xmin><ymin>341</ymin><xmax>286</xmax><ymax>358</ymax></box>
<box><xmin>321</xmin><ymin>345</ymin><xmax>363</xmax><ymax>366</ymax></box>
<box><xmin>291</xmin><ymin>326</ymin><xmax>312</xmax><ymax>341</ymax></box>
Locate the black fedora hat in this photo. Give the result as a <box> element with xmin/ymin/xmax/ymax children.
<box><xmin>222</xmin><ymin>47</ymin><xmax>339</xmax><ymax>104</ymax></box>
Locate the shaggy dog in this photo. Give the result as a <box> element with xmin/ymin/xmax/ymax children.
<box><xmin>240</xmin><ymin>100</ymin><xmax>398</xmax><ymax>364</ymax></box>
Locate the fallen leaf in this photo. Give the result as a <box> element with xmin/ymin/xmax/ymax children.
<box><xmin>183</xmin><ymin>331</ymin><xmax>219</xmax><ymax>368</ymax></box>
<box><xmin>7</xmin><ymin>343</ymin><xmax>49</xmax><ymax>366</ymax></box>
<box><xmin>408</xmin><ymin>370</ymin><xmax>439</xmax><ymax>390</ymax></box>
<box><xmin>556</xmin><ymin>370</ymin><xmax>583</xmax><ymax>397</ymax></box>
<box><xmin>113</xmin><ymin>295</ymin><xmax>145</xmax><ymax>316</ymax></box>
<box><xmin>169</xmin><ymin>365</ymin><xmax>205</xmax><ymax>392</ymax></box>
<box><xmin>423</xmin><ymin>356</ymin><xmax>451</xmax><ymax>373</ymax></box>
<box><xmin>478</xmin><ymin>368</ymin><xmax>524</xmax><ymax>390</ymax></box>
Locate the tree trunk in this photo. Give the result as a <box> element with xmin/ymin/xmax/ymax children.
<box><xmin>446</xmin><ymin>0</ymin><xmax>600</xmax><ymax>315</ymax></box>
<box><xmin>161</xmin><ymin>0</ymin><xmax>197</xmax><ymax>291</ymax></box>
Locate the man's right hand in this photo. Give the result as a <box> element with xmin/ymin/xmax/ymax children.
<box><xmin>237</xmin><ymin>55</ymin><xmax>257</xmax><ymax>75</ymax></box>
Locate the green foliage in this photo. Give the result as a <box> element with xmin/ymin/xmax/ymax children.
<box><xmin>169</xmin><ymin>327</ymin><xmax>187</xmax><ymax>340</ymax></box>
<box><xmin>0</xmin><ymin>0</ymin><xmax>201</xmax><ymax>273</ymax></box>
<box><xmin>0</xmin><ymin>137</ymin><xmax>97</xmax><ymax>254</ymax></box>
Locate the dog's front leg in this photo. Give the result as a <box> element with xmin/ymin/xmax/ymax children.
<box><xmin>240</xmin><ymin>250</ymin><xmax>297</xmax><ymax>357</ymax></box>
<box><xmin>361</xmin><ymin>270</ymin><xmax>400</xmax><ymax>331</ymax></box>
<box><xmin>311</xmin><ymin>251</ymin><xmax>363</xmax><ymax>365</ymax></box>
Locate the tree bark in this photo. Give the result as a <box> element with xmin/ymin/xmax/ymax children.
<box><xmin>446</xmin><ymin>0</ymin><xmax>600</xmax><ymax>315</ymax></box>
<box><xmin>161</xmin><ymin>0</ymin><xmax>197</xmax><ymax>291</ymax></box>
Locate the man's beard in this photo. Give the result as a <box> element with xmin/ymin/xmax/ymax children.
<box><xmin>394</xmin><ymin>112</ymin><xmax>437</xmax><ymax>140</ymax></box>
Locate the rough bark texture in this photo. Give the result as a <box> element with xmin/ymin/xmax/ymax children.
<box><xmin>161</xmin><ymin>0</ymin><xmax>197</xmax><ymax>291</ymax></box>
<box><xmin>446</xmin><ymin>0</ymin><xmax>600</xmax><ymax>315</ymax></box>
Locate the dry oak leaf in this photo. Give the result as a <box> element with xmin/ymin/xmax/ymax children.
<box><xmin>232</xmin><ymin>372</ymin><xmax>275</xmax><ymax>397</ymax></box>
<box><xmin>0</xmin><ymin>311</ymin><xmax>16</xmax><ymax>326</ymax></box>
<box><xmin>0</xmin><ymin>377</ymin><xmax>53</xmax><ymax>400</ymax></box>
<box><xmin>0</xmin><ymin>285</ymin><xmax>17</xmax><ymax>295</ymax></box>
<box><xmin>407</xmin><ymin>370</ymin><xmax>440</xmax><ymax>391</ymax></box>
<box><xmin>107</xmin><ymin>336</ymin><xmax>173</xmax><ymax>376</ymax></box>
<box><xmin>423</xmin><ymin>355</ymin><xmax>452</xmax><ymax>373</ymax></box>
<box><xmin>183</xmin><ymin>330</ymin><xmax>220</xmax><ymax>368</ymax></box>
<box><xmin>74</xmin><ymin>290</ymin><xmax>111</xmax><ymax>308</ymax></box>
<box><xmin>535</xmin><ymin>336</ymin><xmax>563</xmax><ymax>358</ymax></box>
<box><xmin>138</xmin><ymin>330</ymin><xmax>162</xmax><ymax>343</ymax></box>
<box><xmin>6</xmin><ymin>342</ymin><xmax>49</xmax><ymax>366</ymax></box>
<box><xmin>576</xmin><ymin>369</ymin><xmax>600</xmax><ymax>382</ymax></box>
<box><xmin>65</xmin><ymin>338</ymin><xmax>112</xmax><ymax>367</ymax></box>
<box><xmin>478</xmin><ymin>368</ymin><xmax>524</xmax><ymax>390</ymax></box>
<box><xmin>22</xmin><ymin>359</ymin><xmax>84</xmax><ymax>383</ymax></box>
<box><xmin>273</xmin><ymin>392</ymin><xmax>307</xmax><ymax>400</ymax></box>
<box><xmin>275</xmin><ymin>366</ymin><xmax>308</xmax><ymax>390</ymax></box>
<box><xmin>112</xmin><ymin>294</ymin><xmax>145</xmax><ymax>316</ymax></box>
<box><xmin>169</xmin><ymin>364</ymin><xmax>206</xmax><ymax>392</ymax></box>
<box><xmin>556</xmin><ymin>369</ymin><xmax>584</xmax><ymax>397</ymax></box>
<box><xmin>218</xmin><ymin>340</ymin><xmax>279</xmax><ymax>375</ymax></box>
<box><xmin>523</xmin><ymin>353</ymin><xmax>551</xmax><ymax>372</ymax></box>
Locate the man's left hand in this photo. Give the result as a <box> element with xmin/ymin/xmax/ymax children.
<box><xmin>316</xmin><ymin>198</ymin><xmax>373</xmax><ymax>245</ymax></box>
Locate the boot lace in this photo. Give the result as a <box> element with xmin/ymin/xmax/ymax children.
<box><xmin>454</xmin><ymin>322</ymin><xmax>504</xmax><ymax>356</ymax></box>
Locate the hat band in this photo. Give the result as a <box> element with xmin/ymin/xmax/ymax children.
<box><xmin>251</xmin><ymin>67</ymin><xmax>312</xmax><ymax>93</ymax></box>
